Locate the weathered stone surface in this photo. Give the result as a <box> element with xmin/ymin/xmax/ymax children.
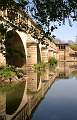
<box><xmin>26</xmin><ymin>43</ymin><xmax>37</xmax><ymax>66</ymax></box>
<box><xmin>0</xmin><ymin>53</ymin><xmax>6</xmax><ymax>68</ymax></box>
<box><xmin>56</xmin><ymin>44</ymin><xmax>77</xmax><ymax>61</ymax></box>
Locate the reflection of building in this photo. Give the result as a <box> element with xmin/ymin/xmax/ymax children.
<box><xmin>1</xmin><ymin>62</ymin><xmax>77</xmax><ymax>120</ymax></box>
<box><xmin>27</xmin><ymin>69</ymin><xmax>56</xmax><ymax>117</ymax></box>
<box><xmin>27</xmin><ymin>70</ymin><xmax>41</xmax><ymax>92</ymax></box>
<box><xmin>0</xmin><ymin>68</ymin><xmax>56</xmax><ymax>120</ymax></box>
<box><xmin>56</xmin><ymin>62</ymin><xmax>77</xmax><ymax>79</ymax></box>
<box><xmin>41</xmin><ymin>69</ymin><xmax>49</xmax><ymax>81</ymax></box>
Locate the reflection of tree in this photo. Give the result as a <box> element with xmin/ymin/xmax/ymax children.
<box><xmin>71</xmin><ymin>70</ymin><xmax>77</xmax><ymax>78</ymax></box>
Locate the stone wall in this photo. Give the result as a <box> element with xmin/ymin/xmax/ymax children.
<box><xmin>65</xmin><ymin>46</ymin><xmax>77</xmax><ymax>61</ymax></box>
<box><xmin>41</xmin><ymin>47</ymin><xmax>48</xmax><ymax>63</ymax></box>
<box><xmin>48</xmin><ymin>50</ymin><xmax>54</xmax><ymax>58</ymax></box>
<box><xmin>26</xmin><ymin>43</ymin><xmax>37</xmax><ymax>66</ymax></box>
<box><xmin>0</xmin><ymin>53</ymin><xmax>6</xmax><ymax>68</ymax></box>
<box><xmin>56</xmin><ymin>44</ymin><xmax>77</xmax><ymax>61</ymax></box>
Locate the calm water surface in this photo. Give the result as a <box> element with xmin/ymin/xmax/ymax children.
<box><xmin>0</xmin><ymin>62</ymin><xmax>77</xmax><ymax>120</ymax></box>
<box><xmin>32</xmin><ymin>77</ymin><xmax>77</xmax><ymax>120</ymax></box>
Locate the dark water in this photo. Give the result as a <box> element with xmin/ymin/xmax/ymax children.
<box><xmin>0</xmin><ymin>62</ymin><xmax>77</xmax><ymax>120</ymax></box>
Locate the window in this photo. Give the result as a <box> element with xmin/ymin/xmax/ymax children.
<box><xmin>59</xmin><ymin>45</ymin><xmax>65</xmax><ymax>50</ymax></box>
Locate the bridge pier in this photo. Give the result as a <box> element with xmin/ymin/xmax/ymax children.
<box><xmin>41</xmin><ymin>45</ymin><xmax>48</xmax><ymax>63</ymax></box>
<box><xmin>26</xmin><ymin>42</ymin><xmax>38</xmax><ymax>67</ymax></box>
<box><xmin>0</xmin><ymin>53</ymin><xmax>6</xmax><ymax>68</ymax></box>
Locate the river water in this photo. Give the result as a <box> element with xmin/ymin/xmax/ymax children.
<box><xmin>0</xmin><ymin>62</ymin><xmax>77</xmax><ymax>120</ymax></box>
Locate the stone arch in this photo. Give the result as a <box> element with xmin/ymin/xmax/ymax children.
<box><xmin>5</xmin><ymin>30</ymin><xmax>27</xmax><ymax>67</ymax></box>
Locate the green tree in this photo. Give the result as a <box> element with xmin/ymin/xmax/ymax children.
<box><xmin>0</xmin><ymin>0</ymin><xmax>77</xmax><ymax>37</ymax></box>
<box><xmin>30</xmin><ymin>0</ymin><xmax>77</xmax><ymax>34</ymax></box>
<box><xmin>0</xmin><ymin>0</ymin><xmax>28</xmax><ymax>9</ymax></box>
<box><xmin>18</xmin><ymin>0</ymin><xmax>28</xmax><ymax>7</ymax></box>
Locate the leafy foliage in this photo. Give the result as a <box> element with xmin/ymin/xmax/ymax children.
<box><xmin>0</xmin><ymin>65</ymin><xmax>24</xmax><ymax>79</ymax></box>
<box><xmin>0</xmin><ymin>24</ymin><xmax>7</xmax><ymax>36</ymax></box>
<box><xmin>0</xmin><ymin>0</ymin><xmax>28</xmax><ymax>9</ymax></box>
<box><xmin>0</xmin><ymin>66</ymin><xmax>16</xmax><ymax>78</ymax></box>
<box><xmin>70</xmin><ymin>44</ymin><xmax>77</xmax><ymax>51</ymax></box>
<box><xmin>48</xmin><ymin>57</ymin><xmax>57</xmax><ymax>66</ymax></box>
<box><xmin>18</xmin><ymin>0</ymin><xmax>28</xmax><ymax>7</ymax></box>
<box><xmin>33</xmin><ymin>62</ymin><xmax>47</xmax><ymax>70</ymax></box>
<box><xmin>0</xmin><ymin>0</ymin><xmax>77</xmax><ymax>34</ymax></box>
<box><xmin>30</xmin><ymin>0</ymin><xmax>77</xmax><ymax>33</ymax></box>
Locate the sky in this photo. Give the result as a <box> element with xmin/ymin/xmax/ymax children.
<box><xmin>52</xmin><ymin>20</ymin><xmax>77</xmax><ymax>43</ymax></box>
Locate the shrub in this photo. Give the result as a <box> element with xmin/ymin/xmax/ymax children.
<box><xmin>15</xmin><ymin>69</ymin><xmax>24</xmax><ymax>78</ymax></box>
<box><xmin>33</xmin><ymin>62</ymin><xmax>47</xmax><ymax>70</ymax></box>
<box><xmin>0</xmin><ymin>65</ymin><xmax>25</xmax><ymax>80</ymax></box>
<box><xmin>70</xmin><ymin>44</ymin><xmax>77</xmax><ymax>51</ymax></box>
<box><xmin>0</xmin><ymin>66</ymin><xmax>16</xmax><ymax>79</ymax></box>
<box><xmin>48</xmin><ymin>57</ymin><xmax>57</xmax><ymax>66</ymax></box>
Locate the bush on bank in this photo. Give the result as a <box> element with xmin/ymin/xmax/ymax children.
<box><xmin>33</xmin><ymin>61</ymin><xmax>47</xmax><ymax>70</ymax></box>
<box><xmin>0</xmin><ymin>65</ymin><xmax>24</xmax><ymax>79</ymax></box>
<box><xmin>70</xmin><ymin>44</ymin><xmax>77</xmax><ymax>51</ymax></box>
<box><xmin>0</xmin><ymin>65</ymin><xmax>16</xmax><ymax>79</ymax></box>
<box><xmin>48</xmin><ymin>57</ymin><xmax>57</xmax><ymax>66</ymax></box>
<box><xmin>33</xmin><ymin>57</ymin><xmax>57</xmax><ymax>71</ymax></box>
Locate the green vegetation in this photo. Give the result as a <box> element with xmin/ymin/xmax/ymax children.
<box><xmin>48</xmin><ymin>57</ymin><xmax>57</xmax><ymax>66</ymax></box>
<box><xmin>71</xmin><ymin>70</ymin><xmax>77</xmax><ymax>77</ymax></box>
<box><xmin>0</xmin><ymin>65</ymin><xmax>24</xmax><ymax>79</ymax></box>
<box><xmin>33</xmin><ymin>57</ymin><xmax>57</xmax><ymax>71</ymax></box>
<box><xmin>0</xmin><ymin>66</ymin><xmax>16</xmax><ymax>79</ymax></box>
<box><xmin>33</xmin><ymin>62</ymin><xmax>47</xmax><ymax>71</ymax></box>
<box><xmin>70</xmin><ymin>44</ymin><xmax>77</xmax><ymax>51</ymax></box>
<box><xmin>30</xmin><ymin>0</ymin><xmax>77</xmax><ymax>35</ymax></box>
<box><xmin>15</xmin><ymin>68</ymin><xmax>24</xmax><ymax>78</ymax></box>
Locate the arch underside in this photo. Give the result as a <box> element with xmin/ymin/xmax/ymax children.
<box><xmin>5</xmin><ymin>30</ymin><xmax>26</xmax><ymax>67</ymax></box>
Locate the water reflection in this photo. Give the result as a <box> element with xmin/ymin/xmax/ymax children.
<box><xmin>6</xmin><ymin>82</ymin><xmax>25</xmax><ymax>115</ymax></box>
<box><xmin>57</xmin><ymin>62</ymin><xmax>77</xmax><ymax>79</ymax></box>
<box><xmin>0</xmin><ymin>62</ymin><xmax>77</xmax><ymax>120</ymax></box>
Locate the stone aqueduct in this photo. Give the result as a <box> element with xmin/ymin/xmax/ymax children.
<box><xmin>0</xmin><ymin>3</ymin><xmax>58</xmax><ymax>67</ymax></box>
<box><xmin>0</xmin><ymin>3</ymin><xmax>77</xmax><ymax>67</ymax></box>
